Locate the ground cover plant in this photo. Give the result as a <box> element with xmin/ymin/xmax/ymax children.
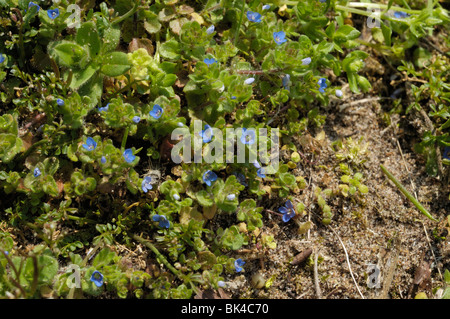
<box><xmin>0</xmin><ymin>0</ymin><xmax>449</xmax><ymax>300</ymax></box>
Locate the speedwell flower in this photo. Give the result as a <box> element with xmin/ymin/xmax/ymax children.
<box><xmin>101</xmin><ymin>156</ymin><xmax>106</xmax><ymax>164</ymax></box>
<box><xmin>444</xmin><ymin>146</ymin><xmax>450</xmax><ymax>160</ymax></box>
<box><xmin>56</xmin><ymin>98</ymin><xmax>65</xmax><ymax>106</ymax></box>
<box><xmin>246</xmin><ymin>11</ymin><xmax>262</xmax><ymax>23</ymax></box>
<box><xmin>279</xmin><ymin>199</ymin><xmax>296</xmax><ymax>222</ymax></box>
<box><xmin>47</xmin><ymin>8</ymin><xmax>59</xmax><ymax>19</ymax></box>
<box><xmin>318</xmin><ymin>78</ymin><xmax>327</xmax><ymax>93</ymax></box>
<box><xmin>253</xmin><ymin>161</ymin><xmax>266</xmax><ymax>178</ymax></box>
<box><xmin>98</xmin><ymin>103</ymin><xmax>109</xmax><ymax>112</ymax></box>
<box><xmin>233</xmin><ymin>172</ymin><xmax>247</xmax><ymax>186</ymax></box>
<box><xmin>394</xmin><ymin>11</ymin><xmax>409</xmax><ymax>19</ymax></box>
<box><xmin>90</xmin><ymin>271</ymin><xmax>104</xmax><ymax>287</ymax></box>
<box><xmin>153</xmin><ymin>214</ymin><xmax>170</xmax><ymax>228</ymax></box>
<box><xmin>123</xmin><ymin>149</ymin><xmax>136</xmax><ymax>163</ymax></box>
<box><xmin>234</xmin><ymin>258</ymin><xmax>245</xmax><ymax>272</ymax></box>
<box><xmin>141</xmin><ymin>176</ymin><xmax>152</xmax><ymax>193</ymax></box>
<box><xmin>301</xmin><ymin>57</ymin><xmax>312</xmax><ymax>65</ymax></box>
<box><xmin>240</xmin><ymin>128</ymin><xmax>256</xmax><ymax>145</ymax></box>
<box><xmin>244</xmin><ymin>78</ymin><xmax>255</xmax><ymax>85</ymax></box>
<box><xmin>282</xmin><ymin>74</ymin><xmax>290</xmax><ymax>91</ymax></box>
<box><xmin>34</xmin><ymin>167</ymin><xmax>41</xmax><ymax>177</ymax></box>
<box><xmin>149</xmin><ymin>104</ymin><xmax>163</xmax><ymax>119</ymax></box>
<box><xmin>27</xmin><ymin>2</ymin><xmax>40</xmax><ymax>12</ymax></box>
<box><xmin>201</xmin><ymin>124</ymin><xmax>214</xmax><ymax>143</ymax></box>
<box><xmin>203</xmin><ymin>170</ymin><xmax>217</xmax><ymax>186</ymax></box>
<box><xmin>227</xmin><ymin>194</ymin><xmax>236</xmax><ymax>201</ymax></box>
<box><xmin>206</xmin><ymin>25</ymin><xmax>215</xmax><ymax>35</ymax></box>
<box><xmin>0</xmin><ymin>53</ymin><xmax>5</xmax><ymax>63</ymax></box>
<box><xmin>203</xmin><ymin>58</ymin><xmax>217</xmax><ymax>66</ymax></box>
<box><xmin>262</xmin><ymin>4</ymin><xmax>270</xmax><ymax>10</ymax></box>
<box><xmin>273</xmin><ymin>31</ymin><xmax>287</xmax><ymax>45</ymax></box>
<box><xmin>335</xmin><ymin>89</ymin><xmax>343</xmax><ymax>98</ymax></box>
<box><xmin>132</xmin><ymin>116</ymin><xmax>141</xmax><ymax>123</ymax></box>
<box><xmin>82</xmin><ymin>137</ymin><xmax>97</xmax><ymax>151</ymax></box>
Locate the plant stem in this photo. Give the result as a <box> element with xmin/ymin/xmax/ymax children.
<box><xmin>111</xmin><ymin>0</ymin><xmax>140</xmax><ymax>26</ymax></box>
<box><xmin>132</xmin><ymin>234</ymin><xmax>180</xmax><ymax>277</ymax></box>
<box><xmin>346</xmin><ymin>2</ymin><xmax>421</xmax><ymax>14</ymax></box>
<box><xmin>121</xmin><ymin>127</ymin><xmax>129</xmax><ymax>152</ymax></box>
<box><xmin>233</xmin><ymin>0</ymin><xmax>246</xmax><ymax>47</ymax></box>
<box><xmin>380</xmin><ymin>164</ymin><xmax>438</xmax><ymax>222</ymax></box>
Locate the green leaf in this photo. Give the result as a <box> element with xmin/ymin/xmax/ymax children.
<box><xmin>52</xmin><ymin>42</ymin><xmax>88</xmax><ymax>68</ymax></box>
<box><xmin>101</xmin><ymin>52</ymin><xmax>131</xmax><ymax>77</ymax></box>
<box><xmin>76</xmin><ymin>22</ymin><xmax>101</xmax><ymax>57</ymax></box>
<box><xmin>381</xmin><ymin>22</ymin><xmax>392</xmax><ymax>47</ymax></box>
<box><xmin>159</xmin><ymin>39</ymin><xmax>181</xmax><ymax>60</ymax></box>
<box><xmin>70</xmin><ymin>63</ymin><xmax>98</xmax><ymax>89</ymax></box>
<box><xmin>92</xmin><ymin>248</ymin><xmax>116</xmax><ymax>268</ymax></box>
<box><xmin>102</xmin><ymin>26</ymin><xmax>121</xmax><ymax>53</ymax></box>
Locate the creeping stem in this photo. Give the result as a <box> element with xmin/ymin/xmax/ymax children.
<box><xmin>380</xmin><ymin>165</ymin><xmax>438</xmax><ymax>222</ymax></box>
<box><xmin>233</xmin><ymin>0</ymin><xmax>246</xmax><ymax>47</ymax></box>
<box><xmin>111</xmin><ymin>0</ymin><xmax>140</xmax><ymax>26</ymax></box>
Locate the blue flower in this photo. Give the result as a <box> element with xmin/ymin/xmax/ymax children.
<box><xmin>443</xmin><ymin>147</ymin><xmax>450</xmax><ymax>160</ymax></box>
<box><xmin>34</xmin><ymin>167</ymin><xmax>41</xmax><ymax>177</ymax></box>
<box><xmin>273</xmin><ymin>31</ymin><xmax>287</xmax><ymax>45</ymax></box>
<box><xmin>47</xmin><ymin>8</ymin><xmax>59</xmax><ymax>19</ymax></box>
<box><xmin>141</xmin><ymin>176</ymin><xmax>153</xmax><ymax>193</ymax></box>
<box><xmin>153</xmin><ymin>214</ymin><xmax>170</xmax><ymax>228</ymax></box>
<box><xmin>28</xmin><ymin>2</ymin><xmax>40</xmax><ymax>12</ymax></box>
<box><xmin>262</xmin><ymin>4</ymin><xmax>270</xmax><ymax>10</ymax></box>
<box><xmin>319</xmin><ymin>0</ymin><xmax>327</xmax><ymax>3</ymax></box>
<box><xmin>101</xmin><ymin>156</ymin><xmax>106</xmax><ymax>164</ymax></box>
<box><xmin>301</xmin><ymin>57</ymin><xmax>311</xmax><ymax>65</ymax></box>
<box><xmin>149</xmin><ymin>104</ymin><xmax>163</xmax><ymax>119</ymax></box>
<box><xmin>240</xmin><ymin>128</ymin><xmax>256</xmax><ymax>145</ymax></box>
<box><xmin>234</xmin><ymin>258</ymin><xmax>245</xmax><ymax>272</ymax></box>
<box><xmin>244</xmin><ymin>78</ymin><xmax>255</xmax><ymax>85</ymax></box>
<box><xmin>173</xmin><ymin>194</ymin><xmax>180</xmax><ymax>201</ymax></box>
<box><xmin>227</xmin><ymin>194</ymin><xmax>236</xmax><ymax>201</ymax></box>
<box><xmin>231</xmin><ymin>96</ymin><xmax>237</xmax><ymax>100</ymax></box>
<box><xmin>394</xmin><ymin>11</ymin><xmax>409</xmax><ymax>19</ymax></box>
<box><xmin>318</xmin><ymin>78</ymin><xmax>327</xmax><ymax>93</ymax></box>
<box><xmin>203</xmin><ymin>58</ymin><xmax>217</xmax><ymax>66</ymax></box>
<box><xmin>123</xmin><ymin>149</ymin><xmax>135</xmax><ymax>163</ymax></box>
<box><xmin>246</xmin><ymin>11</ymin><xmax>262</xmax><ymax>23</ymax></box>
<box><xmin>206</xmin><ymin>25</ymin><xmax>215</xmax><ymax>35</ymax></box>
<box><xmin>56</xmin><ymin>98</ymin><xmax>64</xmax><ymax>106</ymax></box>
<box><xmin>82</xmin><ymin>137</ymin><xmax>97</xmax><ymax>151</ymax></box>
<box><xmin>132</xmin><ymin>116</ymin><xmax>141</xmax><ymax>123</ymax></box>
<box><xmin>201</xmin><ymin>124</ymin><xmax>214</xmax><ymax>143</ymax></box>
<box><xmin>253</xmin><ymin>161</ymin><xmax>266</xmax><ymax>178</ymax></box>
<box><xmin>203</xmin><ymin>170</ymin><xmax>217</xmax><ymax>186</ymax></box>
<box><xmin>98</xmin><ymin>103</ymin><xmax>109</xmax><ymax>112</ymax></box>
<box><xmin>218</xmin><ymin>280</ymin><xmax>226</xmax><ymax>287</ymax></box>
<box><xmin>90</xmin><ymin>271</ymin><xmax>104</xmax><ymax>287</ymax></box>
<box><xmin>0</xmin><ymin>53</ymin><xmax>5</xmax><ymax>64</ymax></box>
<box><xmin>335</xmin><ymin>89</ymin><xmax>343</xmax><ymax>98</ymax></box>
<box><xmin>282</xmin><ymin>74</ymin><xmax>290</xmax><ymax>91</ymax></box>
<box><xmin>233</xmin><ymin>172</ymin><xmax>247</xmax><ymax>186</ymax></box>
<box><xmin>279</xmin><ymin>200</ymin><xmax>296</xmax><ymax>222</ymax></box>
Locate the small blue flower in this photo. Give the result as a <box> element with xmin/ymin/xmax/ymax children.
<box><xmin>279</xmin><ymin>199</ymin><xmax>296</xmax><ymax>222</ymax></box>
<box><xmin>319</xmin><ymin>0</ymin><xmax>327</xmax><ymax>3</ymax></box>
<box><xmin>56</xmin><ymin>98</ymin><xmax>64</xmax><ymax>106</ymax></box>
<box><xmin>47</xmin><ymin>8</ymin><xmax>60</xmax><ymax>19</ymax></box>
<box><xmin>282</xmin><ymin>74</ymin><xmax>291</xmax><ymax>91</ymax></box>
<box><xmin>141</xmin><ymin>176</ymin><xmax>152</xmax><ymax>193</ymax></box>
<box><xmin>98</xmin><ymin>103</ymin><xmax>109</xmax><ymax>112</ymax></box>
<box><xmin>82</xmin><ymin>137</ymin><xmax>97</xmax><ymax>151</ymax></box>
<box><xmin>233</xmin><ymin>172</ymin><xmax>247</xmax><ymax>186</ymax></box>
<box><xmin>3</xmin><ymin>251</ymin><xmax>8</xmax><ymax>256</ymax></box>
<box><xmin>301</xmin><ymin>57</ymin><xmax>311</xmax><ymax>65</ymax></box>
<box><xmin>240</xmin><ymin>128</ymin><xmax>256</xmax><ymax>145</ymax></box>
<box><xmin>253</xmin><ymin>161</ymin><xmax>266</xmax><ymax>178</ymax></box>
<box><xmin>218</xmin><ymin>280</ymin><xmax>226</xmax><ymax>287</ymax></box>
<box><xmin>149</xmin><ymin>104</ymin><xmax>163</xmax><ymax>119</ymax></box>
<box><xmin>203</xmin><ymin>58</ymin><xmax>217</xmax><ymax>66</ymax></box>
<box><xmin>90</xmin><ymin>271</ymin><xmax>104</xmax><ymax>287</ymax></box>
<box><xmin>231</xmin><ymin>96</ymin><xmax>237</xmax><ymax>100</ymax></box>
<box><xmin>0</xmin><ymin>53</ymin><xmax>5</xmax><ymax>64</ymax></box>
<box><xmin>203</xmin><ymin>170</ymin><xmax>217</xmax><ymax>186</ymax></box>
<box><xmin>201</xmin><ymin>124</ymin><xmax>214</xmax><ymax>143</ymax></box>
<box><xmin>173</xmin><ymin>194</ymin><xmax>180</xmax><ymax>201</ymax></box>
<box><xmin>227</xmin><ymin>194</ymin><xmax>236</xmax><ymax>201</ymax></box>
<box><xmin>273</xmin><ymin>31</ymin><xmax>287</xmax><ymax>45</ymax></box>
<box><xmin>262</xmin><ymin>4</ymin><xmax>270</xmax><ymax>10</ymax></box>
<box><xmin>153</xmin><ymin>214</ymin><xmax>170</xmax><ymax>228</ymax></box>
<box><xmin>244</xmin><ymin>78</ymin><xmax>255</xmax><ymax>85</ymax></box>
<box><xmin>101</xmin><ymin>156</ymin><xmax>106</xmax><ymax>164</ymax></box>
<box><xmin>34</xmin><ymin>167</ymin><xmax>41</xmax><ymax>177</ymax></box>
<box><xmin>318</xmin><ymin>78</ymin><xmax>327</xmax><ymax>93</ymax></box>
<box><xmin>246</xmin><ymin>11</ymin><xmax>262</xmax><ymax>23</ymax></box>
<box><xmin>443</xmin><ymin>147</ymin><xmax>450</xmax><ymax>160</ymax></box>
<box><xmin>335</xmin><ymin>89</ymin><xmax>343</xmax><ymax>98</ymax></box>
<box><xmin>394</xmin><ymin>11</ymin><xmax>409</xmax><ymax>19</ymax></box>
<box><xmin>27</xmin><ymin>2</ymin><xmax>40</xmax><ymax>12</ymax></box>
<box><xmin>123</xmin><ymin>149</ymin><xmax>135</xmax><ymax>163</ymax></box>
<box><xmin>206</xmin><ymin>25</ymin><xmax>215</xmax><ymax>35</ymax></box>
<box><xmin>234</xmin><ymin>258</ymin><xmax>245</xmax><ymax>272</ymax></box>
<box><xmin>132</xmin><ymin>116</ymin><xmax>141</xmax><ymax>123</ymax></box>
